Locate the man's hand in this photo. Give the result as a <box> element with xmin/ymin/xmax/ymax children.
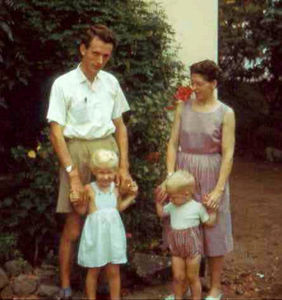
<box><xmin>117</xmin><ymin>167</ymin><xmax>132</xmax><ymax>195</ymax></box>
<box><xmin>127</xmin><ymin>181</ymin><xmax>138</xmax><ymax>197</ymax></box>
<box><xmin>69</xmin><ymin>169</ymin><xmax>85</xmax><ymax>206</ymax></box>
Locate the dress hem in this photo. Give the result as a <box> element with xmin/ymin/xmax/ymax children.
<box><xmin>78</xmin><ymin>259</ymin><xmax>127</xmax><ymax>268</ymax></box>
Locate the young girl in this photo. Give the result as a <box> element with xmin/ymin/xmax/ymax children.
<box><xmin>75</xmin><ymin>149</ymin><xmax>138</xmax><ymax>300</ymax></box>
<box><xmin>156</xmin><ymin>170</ymin><xmax>216</xmax><ymax>300</ymax></box>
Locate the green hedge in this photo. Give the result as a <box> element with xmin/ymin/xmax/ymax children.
<box><xmin>0</xmin><ymin>0</ymin><xmax>184</xmax><ymax>263</ymax></box>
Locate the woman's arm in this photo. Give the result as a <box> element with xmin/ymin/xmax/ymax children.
<box><xmin>166</xmin><ymin>102</ymin><xmax>184</xmax><ymax>174</ymax></box>
<box><xmin>154</xmin><ymin>102</ymin><xmax>183</xmax><ymax>202</ymax></box>
<box><xmin>206</xmin><ymin>108</ymin><xmax>236</xmax><ymax>209</ymax></box>
<box><xmin>154</xmin><ymin>103</ymin><xmax>184</xmax><ymax>203</ymax></box>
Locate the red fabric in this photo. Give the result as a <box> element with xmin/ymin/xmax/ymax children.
<box><xmin>167</xmin><ymin>226</ymin><xmax>203</xmax><ymax>258</ymax></box>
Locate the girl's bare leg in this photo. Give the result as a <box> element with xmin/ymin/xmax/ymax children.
<box><xmin>186</xmin><ymin>254</ymin><xmax>201</xmax><ymax>300</ymax></box>
<box><xmin>85</xmin><ymin>267</ymin><xmax>100</xmax><ymax>300</ymax></box>
<box><xmin>105</xmin><ymin>263</ymin><xmax>120</xmax><ymax>300</ymax></box>
<box><xmin>172</xmin><ymin>256</ymin><xmax>186</xmax><ymax>300</ymax></box>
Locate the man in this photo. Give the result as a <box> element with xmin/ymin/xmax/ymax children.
<box><xmin>47</xmin><ymin>24</ymin><xmax>131</xmax><ymax>299</ymax></box>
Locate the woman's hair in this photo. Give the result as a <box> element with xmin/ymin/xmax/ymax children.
<box><xmin>90</xmin><ymin>149</ymin><xmax>119</xmax><ymax>170</ymax></box>
<box><xmin>81</xmin><ymin>24</ymin><xmax>117</xmax><ymax>49</ymax></box>
<box><xmin>166</xmin><ymin>170</ymin><xmax>195</xmax><ymax>193</ymax></box>
<box><xmin>190</xmin><ymin>59</ymin><xmax>221</xmax><ymax>82</ymax></box>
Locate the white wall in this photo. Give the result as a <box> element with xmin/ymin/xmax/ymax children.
<box><xmin>154</xmin><ymin>0</ymin><xmax>218</xmax><ymax>67</ymax></box>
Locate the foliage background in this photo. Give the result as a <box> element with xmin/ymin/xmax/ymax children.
<box><xmin>0</xmin><ymin>0</ymin><xmax>183</xmax><ymax>263</ymax></box>
<box><xmin>0</xmin><ymin>0</ymin><xmax>281</xmax><ymax>264</ymax></box>
<box><xmin>219</xmin><ymin>0</ymin><xmax>282</xmax><ymax>156</ymax></box>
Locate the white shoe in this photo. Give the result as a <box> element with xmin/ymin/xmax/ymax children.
<box><xmin>164</xmin><ymin>288</ymin><xmax>191</xmax><ymax>300</ymax></box>
<box><xmin>164</xmin><ymin>295</ymin><xmax>175</xmax><ymax>300</ymax></box>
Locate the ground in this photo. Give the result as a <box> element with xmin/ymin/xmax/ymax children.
<box><xmin>121</xmin><ymin>157</ymin><xmax>282</xmax><ymax>299</ymax></box>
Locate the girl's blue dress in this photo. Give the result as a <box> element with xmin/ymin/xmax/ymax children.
<box><xmin>78</xmin><ymin>181</ymin><xmax>127</xmax><ymax>267</ymax></box>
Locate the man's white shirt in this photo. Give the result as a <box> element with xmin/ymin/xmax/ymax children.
<box><xmin>47</xmin><ymin>65</ymin><xmax>130</xmax><ymax>139</ymax></box>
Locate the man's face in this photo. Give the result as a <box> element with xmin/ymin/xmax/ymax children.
<box><xmin>80</xmin><ymin>36</ymin><xmax>113</xmax><ymax>80</ymax></box>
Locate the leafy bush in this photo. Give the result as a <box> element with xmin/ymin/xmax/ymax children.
<box><xmin>219</xmin><ymin>0</ymin><xmax>282</xmax><ymax>155</ymax></box>
<box><xmin>0</xmin><ymin>129</ymin><xmax>60</xmax><ymax>263</ymax></box>
<box><xmin>1</xmin><ymin>0</ymin><xmax>184</xmax><ymax>262</ymax></box>
<box><xmin>0</xmin><ymin>233</ymin><xmax>22</xmax><ymax>263</ymax></box>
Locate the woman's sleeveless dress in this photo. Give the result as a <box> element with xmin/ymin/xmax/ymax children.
<box><xmin>177</xmin><ymin>100</ymin><xmax>233</xmax><ymax>256</ymax></box>
<box><xmin>78</xmin><ymin>182</ymin><xmax>127</xmax><ymax>267</ymax></box>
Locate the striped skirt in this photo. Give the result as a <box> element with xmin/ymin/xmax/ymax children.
<box><xmin>167</xmin><ymin>226</ymin><xmax>203</xmax><ymax>259</ymax></box>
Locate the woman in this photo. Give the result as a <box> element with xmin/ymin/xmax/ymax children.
<box><xmin>162</xmin><ymin>60</ymin><xmax>235</xmax><ymax>300</ymax></box>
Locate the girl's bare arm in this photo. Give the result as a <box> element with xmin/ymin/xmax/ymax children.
<box><xmin>118</xmin><ymin>181</ymin><xmax>138</xmax><ymax>212</ymax></box>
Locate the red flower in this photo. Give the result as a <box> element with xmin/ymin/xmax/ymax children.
<box><xmin>164</xmin><ymin>105</ymin><xmax>175</xmax><ymax>111</ymax></box>
<box><xmin>126</xmin><ymin>233</ymin><xmax>132</xmax><ymax>239</ymax></box>
<box><xmin>145</xmin><ymin>152</ymin><xmax>160</xmax><ymax>163</ymax></box>
<box><xmin>174</xmin><ymin>86</ymin><xmax>193</xmax><ymax>102</ymax></box>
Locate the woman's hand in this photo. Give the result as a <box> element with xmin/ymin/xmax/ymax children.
<box><xmin>154</xmin><ymin>180</ymin><xmax>168</xmax><ymax>204</ymax></box>
<box><xmin>203</xmin><ymin>188</ymin><xmax>223</xmax><ymax>210</ymax></box>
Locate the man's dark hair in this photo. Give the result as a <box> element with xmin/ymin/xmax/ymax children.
<box><xmin>190</xmin><ymin>59</ymin><xmax>221</xmax><ymax>82</ymax></box>
<box><xmin>81</xmin><ymin>24</ymin><xmax>117</xmax><ymax>49</ymax></box>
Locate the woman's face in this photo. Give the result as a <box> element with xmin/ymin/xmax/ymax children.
<box><xmin>191</xmin><ymin>73</ymin><xmax>217</xmax><ymax>102</ymax></box>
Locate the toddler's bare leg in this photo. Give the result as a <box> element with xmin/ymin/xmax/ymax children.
<box><xmin>186</xmin><ymin>254</ymin><xmax>201</xmax><ymax>300</ymax></box>
<box><xmin>172</xmin><ymin>256</ymin><xmax>186</xmax><ymax>299</ymax></box>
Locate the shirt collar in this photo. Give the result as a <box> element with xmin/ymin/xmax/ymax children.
<box><xmin>76</xmin><ymin>64</ymin><xmax>101</xmax><ymax>84</ymax></box>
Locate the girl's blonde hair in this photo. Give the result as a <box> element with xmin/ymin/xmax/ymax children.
<box><xmin>90</xmin><ymin>149</ymin><xmax>119</xmax><ymax>170</ymax></box>
<box><xmin>166</xmin><ymin>170</ymin><xmax>195</xmax><ymax>193</ymax></box>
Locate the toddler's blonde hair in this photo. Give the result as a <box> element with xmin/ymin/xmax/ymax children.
<box><xmin>166</xmin><ymin>170</ymin><xmax>195</xmax><ymax>193</ymax></box>
<box><xmin>90</xmin><ymin>149</ymin><xmax>119</xmax><ymax>170</ymax></box>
